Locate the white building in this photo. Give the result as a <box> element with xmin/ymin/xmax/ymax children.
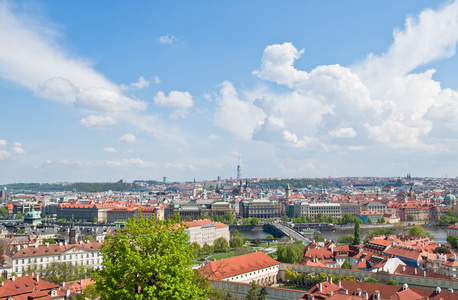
<box><xmin>10</xmin><ymin>241</ymin><xmax>102</xmax><ymax>276</ymax></box>
<box><xmin>293</xmin><ymin>201</ymin><xmax>341</xmax><ymax>218</ymax></box>
<box><xmin>184</xmin><ymin>219</ymin><xmax>230</xmax><ymax>246</ymax></box>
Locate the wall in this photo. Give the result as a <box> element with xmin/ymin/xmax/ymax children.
<box><xmin>210</xmin><ymin>280</ymin><xmax>305</xmax><ymax>300</ymax></box>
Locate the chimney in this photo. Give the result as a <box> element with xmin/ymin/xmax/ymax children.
<box><xmin>403</xmin><ymin>266</ymin><xmax>406</xmax><ymax>272</ymax></box>
<box><xmin>36</xmin><ymin>273</ymin><xmax>39</xmax><ymax>282</ymax></box>
<box><xmin>66</xmin><ymin>289</ymin><xmax>71</xmax><ymax>298</ymax></box>
<box><xmin>338</xmin><ymin>281</ymin><xmax>341</xmax><ymax>288</ymax></box>
<box><xmin>424</xmin><ymin>271</ymin><xmax>426</xmax><ymax>277</ymax></box>
<box><xmin>330</xmin><ymin>291</ymin><xmax>333</xmax><ymax>296</ymax></box>
<box><xmin>12</xmin><ymin>275</ymin><xmax>15</xmax><ymax>281</ymax></box>
<box><xmin>403</xmin><ymin>284</ymin><xmax>408</xmax><ymax>290</ymax></box>
<box><xmin>362</xmin><ymin>291</ymin><xmax>368</xmax><ymax>300</ymax></box>
<box><xmin>436</xmin><ymin>287</ymin><xmax>441</xmax><ymax>294</ymax></box>
<box><xmin>319</xmin><ymin>282</ymin><xmax>322</xmax><ymax>292</ymax></box>
<box><xmin>329</xmin><ymin>277</ymin><xmax>333</xmax><ymax>285</ymax></box>
<box><xmin>80</xmin><ymin>279</ymin><xmax>83</xmax><ymax>285</ymax></box>
<box><xmin>62</xmin><ymin>282</ymin><xmax>65</xmax><ymax>287</ymax></box>
<box><xmin>414</xmin><ymin>269</ymin><xmax>417</xmax><ymax>275</ymax></box>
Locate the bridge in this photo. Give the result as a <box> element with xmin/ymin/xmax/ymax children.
<box><xmin>265</xmin><ymin>222</ymin><xmax>311</xmax><ymax>244</ymax></box>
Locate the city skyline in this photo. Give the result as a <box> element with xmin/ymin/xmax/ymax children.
<box><xmin>2</xmin><ymin>1</ymin><xmax>458</xmax><ymax>183</ymax></box>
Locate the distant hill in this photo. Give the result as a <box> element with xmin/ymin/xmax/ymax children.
<box><xmin>256</xmin><ymin>178</ymin><xmax>329</xmax><ymax>188</ymax></box>
<box><xmin>0</xmin><ymin>182</ymin><xmax>144</xmax><ymax>193</ymax></box>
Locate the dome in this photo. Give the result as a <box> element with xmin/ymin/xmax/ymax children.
<box><xmin>444</xmin><ymin>194</ymin><xmax>456</xmax><ymax>201</ymax></box>
<box><xmin>24</xmin><ymin>210</ymin><xmax>41</xmax><ymax>220</ymax></box>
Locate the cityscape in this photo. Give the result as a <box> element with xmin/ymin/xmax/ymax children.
<box><xmin>3</xmin><ymin>0</ymin><xmax>458</xmax><ymax>299</ymax></box>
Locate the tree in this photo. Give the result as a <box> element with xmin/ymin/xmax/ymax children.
<box><xmin>353</xmin><ymin>219</ymin><xmax>361</xmax><ymax>245</ymax></box>
<box><xmin>42</xmin><ymin>237</ymin><xmax>56</xmax><ymax>244</ymax></box>
<box><xmin>92</xmin><ymin>217</ymin><xmax>98</xmax><ymax>223</ymax></box>
<box><xmin>341</xmin><ymin>214</ymin><xmax>355</xmax><ymax>224</ymax></box>
<box><xmin>406</xmin><ymin>214</ymin><xmax>415</xmax><ymax>221</ymax></box>
<box><xmin>281</xmin><ymin>215</ymin><xmax>289</xmax><ymax>222</ymax></box>
<box><xmin>82</xmin><ymin>284</ymin><xmax>100</xmax><ymax>300</ymax></box>
<box><xmin>250</xmin><ymin>217</ymin><xmax>260</xmax><ymax>225</ymax></box>
<box><xmin>275</xmin><ymin>243</ymin><xmax>304</xmax><ymax>264</ymax></box>
<box><xmin>408</xmin><ymin>225</ymin><xmax>426</xmax><ymax>237</ymax></box>
<box><xmin>386</xmin><ymin>280</ymin><xmax>398</xmax><ymax>286</ymax></box>
<box><xmin>202</xmin><ymin>243</ymin><xmax>214</xmax><ymax>255</ymax></box>
<box><xmin>265</xmin><ymin>234</ymin><xmax>274</xmax><ymax>241</ymax></box>
<box><xmin>380</xmin><ymin>217</ymin><xmax>386</xmax><ymax>224</ymax></box>
<box><xmin>367</xmin><ymin>218</ymin><xmax>373</xmax><ymax>224</ymax></box>
<box><xmin>245</xmin><ymin>281</ymin><xmax>267</xmax><ymax>300</ymax></box>
<box><xmin>433</xmin><ymin>246</ymin><xmax>451</xmax><ymax>254</ymax></box>
<box><xmin>366</xmin><ymin>278</ymin><xmax>378</xmax><ymax>284</ymax></box>
<box><xmin>214</xmin><ymin>237</ymin><xmax>229</xmax><ymax>253</ymax></box>
<box><xmin>224</xmin><ymin>212</ymin><xmax>233</xmax><ymax>224</ymax></box>
<box><xmin>0</xmin><ymin>207</ymin><xmax>8</xmax><ymax>218</ymax></box>
<box><xmin>341</xmin><ymin>259</ymin><xmax>352</xmax><ymax>269</ymax></box>
<box><xmin>92</xmin><ymin>214</ymin><xmax>207</xmax><ymax>299</ymax></box>
<box><xmin>232</xmin><ymin>230</ymin><xmax>242</xmax><ymax>238</ymax></box>
<box><xmin>230</xmin><ymin>236</ymin><xmax>244</xmax><ymax>248</ymax></box>
<box><xmin>337</xmin><ymin>234</ymin><xmax>354</xmax><ymax>245</ymax></box>
<box><xmin>243</xmin><ymin>236</ymin><xmax>252</xmax><ymax>244</ymax></box>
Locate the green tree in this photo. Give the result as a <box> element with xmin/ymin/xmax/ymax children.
<box><xmin>275</xmin><ymin>243</ymin><xmax>304</xmax><ymax>264</ymax></box>
<box><xmin>245</xmin><ymin>281</ymin><xmax>267</xmax><ymax>300</ymax></box>
<box><xmin>337</xmin><ymin>234</ymin><xmax>355</xmax><ymax>245</ymax></box>
<box><xmin>243</xmin><ymin>236</ymin><xmax>252</xmax><ymax>244</ymax></box>
<box><xmin>433</xmin><ymin>246</ymin><xmax>451</xmax><ymax>254</ymax></box>
<box><xmin>265</xmin><ymin>234</ymin><xmax>274</xmax><ymax>241</ymax></box>
<box><xmin>366</xmin><ymin>278</ymin><xmax>378</xmax><ymax>284</ymax></box>
<box><xmin>214</xmin><ymin>237</ymin><xmax>229</xmax><ymax>253</ymax></box>
<box><xmin>82</xmin><ymin>284</ymin><xmax>100</xmax><ymax>300</ymax></box>
<box><xmin>0</xmin><ymin>207</ymin><xmax>8</xmax><ymax>218</ymax></box>
<box><xmin>42</xmin><ymin>237</ymin><xmax>56</xmax><ymax>244</ymax></box>
<box><xmin>250</xmin><ymin>217</ymin><xmax>260</xmax><ymax>225</ymax></box>
<box><xmin>281</xmin><ymin>215</ymin><xmax>290</xmax><ymax>222</ymax></box>
<box><xmin>92</xmin><ymin>215</ymin><xmax>207</xmax><ymax>299</ymax></box>
<box><xmin>202</xmin><ymin>243</ymin><xmax>214</xmax><ymax>255</ymax></box>
<box><xmin>224</xmin><ymin>212</ymin><xmax>233</xmax><ymax>224</ymax></box>
<box><xmin>92</xmin><ymin>217</ymin><xmax>98</xmax><ymax>223</ymax></box>
<box><xmin>367</xmin><ymin>218</ymin><xmax>373</xmax><ymax>224</ymax></box>
<box><xmin>232</xmin><ymin>230</ymin><xmax>242</xmax><ymax>238</ymax></box>
<box><xmin>341</xmin><ymin>214</ymin><xmax>355</xmax><ymax>224</ymax></box>
<box><xmin>447</xmin><ymin>235</ymin><xmax>458</xmax><ymax>250</ymax></box>
<box><xmin>406</xmin><ymin>214</ymin><xmax>415</xmax><ymax>221</ymax></box>
<box><xmin>353</xmin><ymin>219</ymin><xmax>361</xmax><ymax>245</ymax></box>
<box><xmin>386</xmin><ymin>280</ymin><xmax>399</xmax><ymax>286</ymax></box>
<box><xmin>341</xmin><ymin>259</ymin><xmax>352</xmax><ymax>269</ymax></box>
<box><xmin>380</xmin><ymin>217</ymin><xmax>386</xmax><ymax>224</ymax></box>
<box><xmin>408</xmin><ymin>224</ymin><xmax>426</xmax><ymax>237</ymax></box>
<box><xmin>230</xmin><ymin>236</ymin><xmax>244</xmax><ymax>248</ymax></box>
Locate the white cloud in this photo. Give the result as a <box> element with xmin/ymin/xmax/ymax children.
<box><xmin>213</xmin><ymin>81</ymin><xmax>266</xmax><ymax>140</ymax></box>
<box><xmin>329</xmin><ymin>127</ymin><xmax>357</xmax><ymax>138</ymax></box>
<box><xmin>0</xmin><ymin>140</ymin><xmax>6</xmax><ymax>147</ymax></box>
<box><xmin>208</xmin><ymin>134</ymin><xmax>218</xmax><ymax>140</ymax></box>
<box><xmin>0</xmin><ymin>150</ymin><xmax>10</xmax><ymax>160</ymax></box>
<box><xmin>348</xmin><ymin>146</ymin><xmax>365</xmax><ymax>151</ymax></box>
<box><xmin>121</xmin><ymin>76</ymin><xmax>150</xmax><ymax>90</ymax></box>
<box><xmin>158</xmin><ymin>34</ymin><xmax>177</xmax><ymax>44</ymax></box>
<box><xmin>117</xmin><ymin>133</ymin><xmax>136</xmax><ymax>143</ymax></box>
<box><xmin>12</xmin><ymin>142</ymin><xmax>25</xmax><ymax>154</ymax></box>
<box><xmin>74</xmin><ymin>88</ymin><xmax>147</xmax><ymax>112</ymax></box>
<box><xmin>104</xmin><ymin>147</ymin><xmax>117</xmax><ymax>153</ymax></box>
<box><xmin>153</xmin><ymin>76</ymin><xmax>161</xmax><ymax>84</ymax></box>
<box><xmin>154</xmin><ymin>91</ymin><xmax>194</xmax><ymax>119</ymax></box>
<box><xmin>79</xmin><ymin>115</ymin><xmax>117</xmax><ymax>127</ymax></box>
<box><xmin>154</xmin><ymin>91</ymin><xmax>193</xmax><ymax>109</ymax></box>
<box><xmin>106</xmin><ymin>158</ymin><xmax>155</xmax><ymax>168</ymax></box>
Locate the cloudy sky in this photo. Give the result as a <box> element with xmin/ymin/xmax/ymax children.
<box><xmin>2</xmin><ymin>1</ymin><xmax>458</xmax><ymax>183</ymax></box>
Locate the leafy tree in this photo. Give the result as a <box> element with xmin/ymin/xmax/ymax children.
<box><xmin>37</xmin><ymin>262</ymin><xmax>92</xmax><ymax>284</ymax></box>
<box><xmin>250</xmin><ymin>218</ymin><xmax>260</xmax><ymax>225</ymax></box>
<box><xmin>224</xmin><ymin>212</ymin><xmax>233</xmax><ymax>224</ymax></box>
<box><xmin>447</xmin><ymin>235</ymin><xmax>458</xmax><ymax>250</ymax></box>
<box><xmin>285</xmin><ymin>268</ymin><xmax>302</xmax><ymax>283</ymax></box>
<box><xmin>15</xmin><ymin>212</ymin><xmax>24</xmax><ymax>219</ymax></box>
<box><xmin>245</xmin><ymin>281</ymin><xmax>267</xmax><ymax>300</ymax></box>
<box><xmin>380</xmin><ymin>217</ymin><xmax>386</xmax><ymax>224</ymax></box>
<box><xmin>230</xmin><ymin>236</ymin><xmax>244</xmax><ymax>248</ymax></box>
<box><xmin>386</xmin><ymin>280</ymin><xmax>399</xmax><ymax>286</ymax></box>
<box><xmin>408</xmin><ymin>225</ymin><xmax>426</xmax><ymax>237</ymax></box>
<box><xmin>82</xmin><ymin>284</ymin><xmax>100</xmax><ymax>300</ymax></box>
<box><xmin>92</xmin><ymin>214</ymin><xmax>207</xmax><ymax>299</ymax></box>
<box><xmin>433</xmin><ymin>246</ymin><xmax>451</xmax><ymax>254</ymax></box>
<box><xmin>366</xmin><ymin>278</ymin><xmax>378</xmax><ymax>284</ymax></box>
<box><xmin>281</xmin><ymin>215</ymin><xmax>290</xmax><ymax>222</ymax></box>
<box><xmin>406</xmin><ymin>214</ymin><xmax>415</xmax><ymax>221</ymax></box>
<box><xmin>214</xmin><ymin>237</ymin><xmax>229</xmax><ymax>253</ymax></box>
<box><xmin>243</xmin><ymin>236</ymin><xmax>252</xmax><ymax>244</ymax></box>
<box><xmin>341</xmin><ymin>259</ymin><xmax>352</xmax><ymax>269</ymax></box>
<box><xmin>42</xmin><ymin>237</ymin><xmax>56</xmax><ymax>244</ymax></box>
<box><xmin>191</xmin><ymin>242</ymin><xmax>201</xmax><ymax>255</ymax></box>
<box><xmin>341</xmin><ymin>214</ymin><xmax>355</xmax><ymax>224</ymax></box>
<box><xmin>275</xmin><ymin>243</ymin><xmax>304</xmax><ymax>264</ymax></box>
<box><xmin>337</xmin><ymin>234</ymin><xmax>355</xmax><ymax>245</ymax></box>
<box><xmin>265</xmin><ymin>234</ymin><xmax>274</xmax><ymax>241</ymax></box>
<box><xmin>367</xmin><ymin>218</ymin><xmax>373</xmax><ymax>224</ymax></box>
<box><xmin>92</xmin><ymin>217</ymin><xmax>98</xmax><ymax>223</ymax></box>
<box><xmin>85</xmin><ymin>235</ymin><xmax>94</xmax><ymax>241</ymax></box>
<box><xmin>232</xmin><ymin>230</ymin><xmax>242</xmax><ymax>238</ymax></box>
<box><xmin>202</xmin><ymin>243</ymin><xmax>214</xmax><ymax>255</ymax></box>
<box><xmin>353</xmin><ymin>219</ymin><xmax>361</xmax><ymax>245</ymax></box>
<box><xmin>0</xmin><ymin>207</ymin><xmax>8</xmax><ymax>218</ymax></box>
<box><xmin>314</xmin><ymin>231</ymin><xmax>325</xmax><ymax>242</ymax></box>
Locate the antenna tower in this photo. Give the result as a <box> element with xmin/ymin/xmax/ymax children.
<box><xmin>237</xmin><ymin>156</ymin><xmax>242</xmax><ymax>180</ymax></box>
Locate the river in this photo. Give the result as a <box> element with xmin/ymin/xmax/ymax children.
<box><xmin>239</xmin><ymin>225</ymin><xmax>449</xmax><ymax>244</ymax></box>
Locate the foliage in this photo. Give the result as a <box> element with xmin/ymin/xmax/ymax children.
<box><xmin>408</xmin><ymin>225</ymin><xmax>433</xmax><ymax>239</ymax></box>
<box><xmin>340</xmin><ymin>214</ymin><xmax>355</xmax><ymax>224</ymax></box>
<box><xmin>92</xmin><ymin>214</ymin><xmax>207</xmax><ymax>300</ymax></box>
<box><xmin>275</xmin><ymin>243</ymin><xmax>304</xmax><ymax>264</ymax></box>
<box><xmin>27</xmin><ymin>262</ymin><xmax>92</xmax><ymax>284</ymax></box>
<box><xmin>439</xmin><ymin>209</ymin><xmax>458</xmax><ymax>226</ymax></box>
<box><xmin>0</xmin><ymin>207</ymin><xmax>8</xmax><ymax>218</ymax></box>
<box><xmin>367</xmin><ymin>218</ymin><xmax>372</xmax><ymax>224</ymax></box>
<box><xmin>208</xmin><ymin>288</ymin><xmax>243</xmax><ymax>300</ymax></box>
<box><xmin>214</xmin><ymin>237</ymin><xmax>229</xmax><ymax>253</ymax></box>
<box><xmin>314</xmin><ymin>231</ymin><xmax>325</xmax><ymax>242</ymax></box>
<box><xmin>303</xmin><ymin>272</ymin><xmax>360</xmax><ymax>286</ymax></box>
<box><xmin>92</xmin><ymin>217</ymin><xmax>98</xmax><ymax>223</ymax></box>
<box><xmin>230</xmin><ymin>236</ymin><xmax>244</xmax><ymax>248</ymax></box>
<box><xmin>364</xmin><ymin>228</ymin><xmax>394</xmax><ymax>243</ymax></box>
<box><xmin>243</xmin><ymin>236</ymin><xmax>252</xmax><ymax>243</ymax></box>
<box><xmin>353</xmin><ymin>219</ymin><xmax>361</xmax><ymax>245</ymax></box>
<box><xmin>379</xmin><ymin>217</ymin><xmax>386</xmax><ymax>224</ymax></box>
<box><xmin>16</xmin><ymin>213</ymin><xmax>24</xmax><ymax>219</ymax></box>
<box><xmin>232</xmin><ymin>230</ymin><xmax>242</xmax><ymax>238</ymax></box>
<box><xmin>202</xmin><ymin>243</ymin><xmax>215</xmax><ymax>255</ymax></box>
<box><xmin>285</xmin><ymin>268</ymin><xmax>302</xmax><ymax>283</ymax></box>
<box><xmin>81</xmin><ymin>284</ymin><xmax>100</xmax><ymax>300</ymax></box>
<box><xmin>42</xmin><ymin>237</ymin><xmax>56</xmax><ymax>244</ymax></box>
<box><xmin>250</xmin><ymin>217</ymin><xmax>260</xmax><ymax>225</ymax></box>
<box><xmin>337</xmin><ymin>234</ymin><xmax>354</xmax><ymax>245</ymax></box>
<box><xmin>433</xmin><ymin>246</ymin><xmax>451</xmax><ymax>254</ymax></box>
<box><xmin>256</xmin><ymin>178</ymin><xmax>328</xmax><ymax>189</ymax></box>
<box><xmin>406</xmin><ymin>215</ymin><xmax>415</xmax><ymax>221</ymax></box>
<box><xmin>341</xmin><ymin>259</ymin><xmax>352</xmax><ymax>269</ymax></box>
<box><xmin>447</xmin><ymin>235</ymin><xmax>458</xmax><ymax>250</ymax></box>
<box><xmin>1</xmin><ymin>182</ymin><xmax>143</xmax><ymax>192</ymax></box>
<box><xmin>281</xmin><ymin>215</ymin><xmax>290</xmax><ymax>222</ymax></box>
<box><xmin>366</xmin><ymin>278</ymin><xmax>378</xmax><ymax>284</ymax></box>
<box><xmin>386</xmin><ymin>280</ymin><xmax>399</xmax><ymax>286</ymax></box>
<box><xmin>265</xmin><ymin>234</ymin><xmax>274</xmax><ymax>241</ymax></box>
<box><xmin>224</xmin><ymin>212</ymin><xmax>234</xmax><ymax>224</ymax></box>
<box><xmin>245</xmin><ymin>281</ymin><xmax>267</xmax><ymax>300</ymax></box>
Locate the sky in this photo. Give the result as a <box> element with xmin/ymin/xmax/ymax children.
<box><xmin>2</xmin><ymin>1</ymin><xmax>458</xmax><ymax>183</ymax></box>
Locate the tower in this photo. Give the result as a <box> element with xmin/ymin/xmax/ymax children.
<box><xmin>237</xmin><ymin>156</ymin><xmax>241</xmax><ymax>180</ymax></box>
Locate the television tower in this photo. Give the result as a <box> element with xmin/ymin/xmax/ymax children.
<box><xmin>237</xmin><ymin>156</ymin><xmax>242</xmax><ymax>180</ymax></box>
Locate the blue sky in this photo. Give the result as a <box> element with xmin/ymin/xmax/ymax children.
<box><xmin>2</xmin><ymin>0</ymin><xmax>458</xmax><ymax>183</ymax></box>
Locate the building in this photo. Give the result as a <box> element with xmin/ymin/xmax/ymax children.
<box><xmin>361</xmin><ymin>201</ymin><xmax>387</xmax><ymax>214</ymax></box>
<box><xmin>184</xmin><ymin>219</ymin><xmax>230</xmax><ymax>246</ymax></box>
<box><xmin>293</xmin><ymin>202</ymin><xmax>341</xmax><ymax>219</ymax></box>
<box><xmin>106</xmin><ymin>205</ymin><xmax>164</xmax><ymax>223</ymax></box>
<box><xmin>240</xmin><ymin>198</ymin><xmax>281</xmax><ymax>219</ymax></box>
<box><xmin>0</xmin><ymin>275</ymin><xmax>66</xmax><ymax>299</ymax></box>
<box><xmin>358</xmin><ymin>211</ymin><xmax>382</xmax><ymax>223</ymax></box>
<box><xmin>340</xmin><ymin>203</ymin><xmax>361</xmax><ymax>217</ymax></box>
<box><xmin>10</xmin><ymin>241</ymin><xmax>102</xmax><ymax>276</ymax></box>
<box><xmin>57</xmin><ymin>202</ymin><xmax>116</xmax><ymax>222</ymax></box>
<box><xmin>200</xmin><ymin>252</ymin><xmax>280</xmax><ymax>285</ymax></box>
